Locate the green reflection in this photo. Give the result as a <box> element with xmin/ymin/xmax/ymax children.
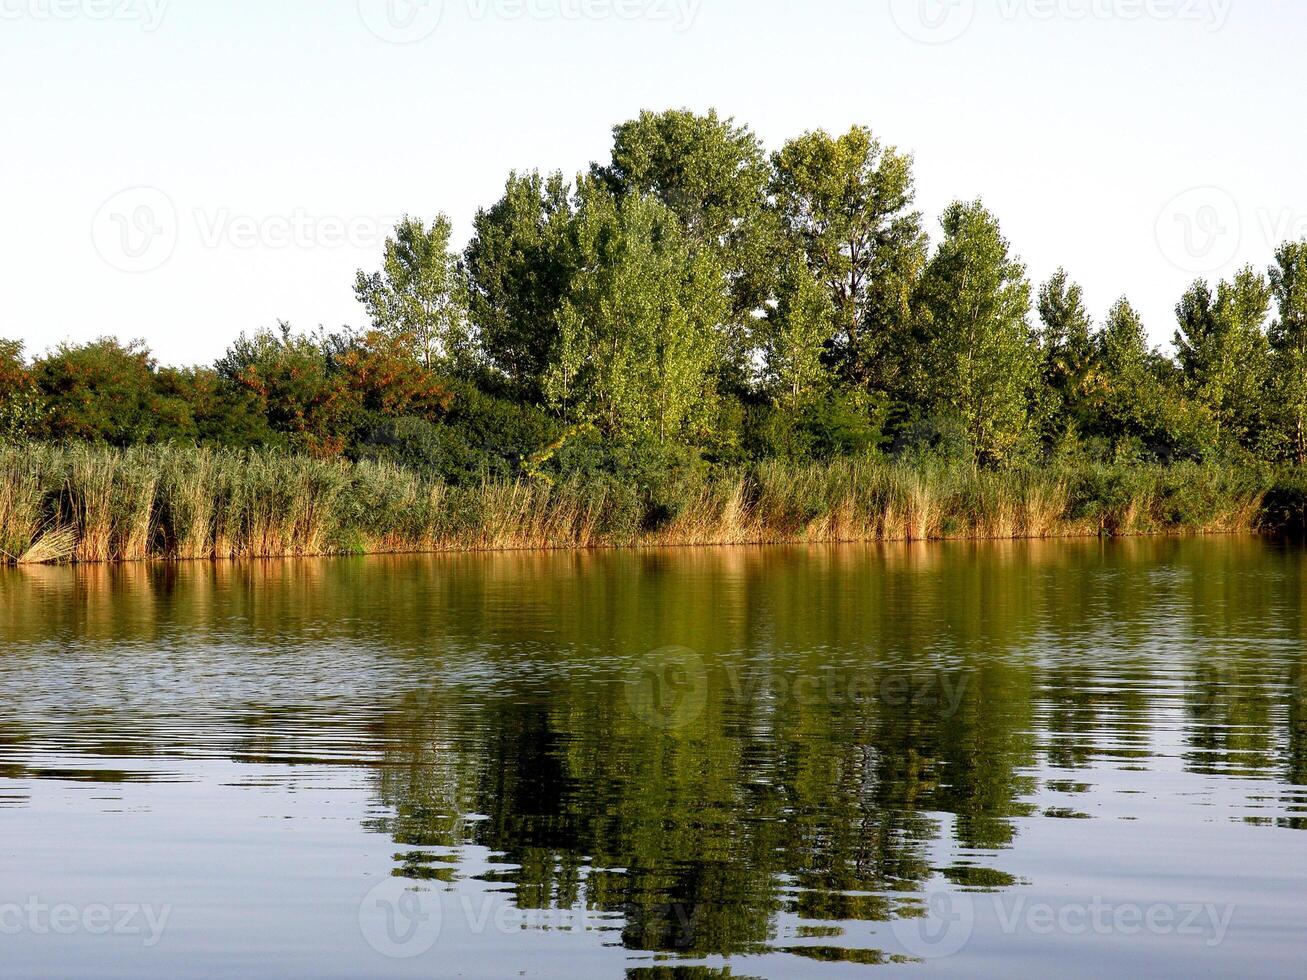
<box><xmin>3</xmin><ymin>536</ymin><xmax>1307</xmax><ymax>965</ymax></box>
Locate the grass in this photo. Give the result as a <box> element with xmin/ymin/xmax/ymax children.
<box><xmin>0</xmin><ymin>441</ymin><xmax>1291</xmax><ymax>564</ymax></box>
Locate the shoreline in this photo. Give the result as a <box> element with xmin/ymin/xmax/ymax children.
<box><xmin>0</xmin><ymin>510</ymin><xmax>1273</xmax><ymax>566</ymax></box>
<box><xmin>0</xmin><ymin>529</ymin><xmax>1269</xmax><ymax>568</ymax></box>
<box><xmin>2</xmin><ymin>442</ymin><xmax>1294</xmax><ymax>566</ymax></box>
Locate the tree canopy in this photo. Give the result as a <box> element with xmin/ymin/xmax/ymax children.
<box><xmin>5</xmin><ymin>108</ymin><xmax>1304</xmax><ymax>478</ymax></box>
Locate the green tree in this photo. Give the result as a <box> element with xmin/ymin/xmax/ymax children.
<box><xmin>464</xmin><ymin>172</ymin><xmax>576</xmax><ymax>395</ymax></box>
<box><xmin>34</xmin><ymin>338</ymin><xmax>194</xmax><ymax>445</ymax></box>
<box><xmin>1174</xmin><ymin>268</ymin><xmax>1271</xmax><ymax>450</ymax></box>
<box><xmin>1036</xmin><ymin>269</ymin><xmax>1096</xmax><ymax>442</ymax></box>
<box><xmin>355</xmin><ymin>215</ymin><xmax>469</xmax><ymax>370</ymax></box>
<box><xmin>914</xmin><ymin>201</ymin><xmax>1037</xmax><ymax>466</ymax></box>
<box><xmin>544</xmin><ymin>181</ymin><xmax>728</xmax><ymax>446</ymax></box>
<box><xmin>154</xmin><ymin>367</ymin><xmax>276</xmax><ymax>448</ymax></box>
<box><xmin>1098</xmin><ymin>297</ymin><xmax>1150</xmax><ymax>378</ymax></box>
<box><xmin>1089</xmin><ymin>299</ymin><xmax>1208</xmax><ymax>461</ymax></box>
<box><xmin>771</xmin><ymin>126</ymin><xmax>926</xmax><ymax>391</ymax></box>
<box><xmin>0</xmin><ymin>340</ymin><xmax>45</xmax><ymax>439</ymax></box>
<box><xmin>216</xmin><ymin>323</ymin><xmax>356</xmax><ymax>457</ymax></box>
<box><xmin>595</xmin><ymin>109</ymin><xmax>775</xmax><ymax>373</ymax></box>
<box><xmin>1269</xmin><ymin>241</ymin><xmax>1307</xmax><ymax>462</ymax></box>
<box><xmin>1089</xmin><ymin>298</ymin><xmax>1154</xmax><ymax>455</ymax></box>
<box><xmin>754</xmin><ymin>261</ymin><xmax>886</xmax><ymax>461</ymax></box>
<box><xmin>760</xmin><ymin>261</ymin><xmax>835</xmax><ymax>412</ymax></box>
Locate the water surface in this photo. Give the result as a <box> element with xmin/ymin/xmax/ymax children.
<box><xmin>3</xmin><ymin>538</ymin><xmax>1306</xmax><ymax>977</ymax></box>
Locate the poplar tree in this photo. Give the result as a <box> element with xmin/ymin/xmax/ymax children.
<box><xmin>544</xmin><ymin>181</ymin><xmax>727</xmax><ymax>446</ymax></box>
<box><xmin>595</xmin><ymin>109</ymin><xmax>775</xmax><ymax>378</ymax></box>
<box><xmin>1091</xmin><ymin>298</ymin><xmax>1154</xmax><ymax>453</ymax></box>
<box><xmin>1270</xmin><ymin>241</ymin><xmax>1307</xmax><ymax>462</ymax></box>
<box><xmin>1037</xmin><ymin>271</ymin><xmax>1095</xmax><ymax>396</ymax></box>
<box><xmin>915</xmin><ymin>201</ymin><xmax>1037</xmax><ymax>465</ymax></box>
<box><xmin>464</xmin><ymin>172</ymin><xmax>576</xmax><ymax>394</ymax></box>
<box><xmin>1174</xmin><ymin>267</ymin><xmax>1271</xmax><ymax>449</ymax></box>
<box><xmin>354</xmin><ymin>216</ymin><xmax>468</xmax><ymax>370</ymax></box>
<box><xmin>1037</xmin><ymin>269</ymin><xmax>1096</xmax><ymax>441</ymax></box>
<box><xmin>771</xmin><ymin>126</ymin><xmax>926</xmax><ymax>391</ymax></box>
<box><xmin>761</xmin><ymin>260</ymin><xmax>836</xmax><ymax>412</ymax></box>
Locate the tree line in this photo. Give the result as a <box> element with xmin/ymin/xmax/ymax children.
<box><xmin>5</xmin><ymin>108</ymin><xmax>1307</xmax><ymax>483</ymax></box>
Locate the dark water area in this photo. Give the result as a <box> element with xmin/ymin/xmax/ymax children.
<box><xmin>2</xmin><ymin>538</ymin><xmax>1306</xmax><ymax>978</ymax></box>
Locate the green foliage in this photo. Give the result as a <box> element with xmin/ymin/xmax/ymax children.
<box><xmin>914</xmin><ymin>201</ymin><xmax>1038</xmax><ymax>466</ymax></box>
<box><xmin>351</xmin><ymin>416</ymin><xmax>473</xmax><ymax>483</ymax></box>
<box><xmin>10</xmin><ymin>110</ymin><xmax>1307</xmax><ymax>502</ymax></box>
<box><xmin>1269</xmin><ymin>242</ymin><xmax>1307</xmax><ymax>462</ymax></box>
<box><xmin>438</xmin><ymin>377</ymin><xmax>561</xmax><ymax>478</ymax></box>
<box><xmin>217</xmin><ymin>324</ymin><xmax>356</xmax><ymax>457</ymax></box>
<box><xmin>464</xmin><ymin>172</ymin><xmax>576</xmax><ymax>393</ymax></box>
<box><xmin>597</xmin><ymin>109</ymin><xmax>777</xmax><ymax>372</ymax></box>
<box><xmin>1174</xmin><ymin>268</ymin><xmax>1272</xmax><ymax>451</ymax></box>
<box><xmin>520</xmin><ymin>423</ymin><xmax>597</xmax><ymax>485</ymax></box>
<box><xmin>354</xmin><ymin>377</ymin><xmax>561</xmax><ymax>484</ymax></box>
<box><xmin>545</xmin><ymin>180</ymin><xmax>728</xmax><ymax>446</ymax></box>
<box><xmin>760</xmin><ymin>260</ymin><xmax>836</xmax><ymax>412</ymax></box>
<box><xmin>771</xmin><ymin>126</ymin><xmax>926</xmax><ymax>391</ymax></box>
<box><xmin>355</xmin><ymin>215</ymin><xmax>469</xmax><ymax>370</ymax></box>
<box><xmin>154</xmin><ymin>367</ymin><xmax>276</xmax><ymax>448</ymax></box>
<box><xmin>0</xmin><ymin>340</ymin><xmax>46</xmax><ymax>440</ymax></box>
<box><xmin>891</xmin><ymin>409</ymin><xmax>976</xmax><ymax>466</ymax></box>
<box><xmin>1041</xmin><ymin>297</ymin><xmax>1207</xmax><ymax>464</ymax></box>
<box><xmin>1036</xmin><ymin>269</ymin><xmax>1096</xmax><ymax>442</ymax></box>
<box><xmin>33</xmin><ymin>338</ymin><xmax>196</xmax><ymax>445</ymax></box>
<box><xmin>753</xmin><ymin>390</ymin><xmax>885</xmax><ymax>462</ymax></box>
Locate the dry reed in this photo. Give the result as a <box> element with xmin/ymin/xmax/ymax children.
<box><xmin>0</xmin><ymin>442</ymin><xmax>1287</xmax><ymax>565</ymax></box>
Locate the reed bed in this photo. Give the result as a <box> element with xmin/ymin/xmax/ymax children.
<box><xmin>0</xmin><ymin>442</ymin><xmax>1288</xmax><ymax>564</ymax></box>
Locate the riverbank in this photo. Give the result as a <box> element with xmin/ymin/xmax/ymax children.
<box><xmin>0</xmin><ymin>443</ymin><xmax>1299</xmax><ymax>564</ymax></box>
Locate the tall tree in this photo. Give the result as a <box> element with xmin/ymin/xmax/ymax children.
<box><xmin>544</xmin><ymin>181</ymin><xmax>728</xmax><ymax>446</ymax></box>
<box><xmin>1173</xmin><ymin>279</ymin><xmax>1218</xmax><ymax>378</ymax></box>
<box><xmin>1090</xmin><ymin>297</ymin><xmax>1153</xmax><ymax>453</ymax></box>
<box><xmin>1035</xmin><ymin>269</ymin><xmax>1097</xmax><ymax>418</ymax></box>
<box><xmin>1093</xmin><ymin>298</ymin><xmax>1209</xmax><ymax>461</ymax></box>
<box><xmin>1098</xmin><ymin>297</ymin><xmax>1150</xmax><ymax>379</ymax></box>
<box><xmin>1174</xmin><ymin>267</ymin><xmax>1271</xmax><ymax>448</ymax></box>
<box><xmin>914</xmin><ymin>201</ymin><xmax>1037</xmax><ymax>466</ymax></box>
<box><xmin>464</xmin><ymin>172</ymin><xmax>576</xmax><ymax>395</ymax></box>
<box><xmin>771</xmin><ymin>126</ymin><xmax>926</xmax><ymax>391</ymax></box>
<box><xmin>355</xmin><ymin>215</ymin><xmax>468</xmax><ymax>371</ymax></box>
<box><xmin>1269</xmin><ymin>241</ymin><xmax>1307</xmax><ymax>462</ymax></box>
<box><xmin>594</xmin><ymin>108</ymin><xmax>775</xmax><ymax>374</ymax></box>
<box><xmin>760</xmin><ymin>260</ymin><xmax>836</xmax><ymax>412</ymax></box>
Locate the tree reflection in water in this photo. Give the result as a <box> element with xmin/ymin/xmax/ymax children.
<box><xmin>4</xmin><ymin>536</ymin><xmax>1307</xmax><ymax>965</ymax></box>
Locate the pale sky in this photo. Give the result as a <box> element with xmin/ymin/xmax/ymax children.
<box><xmin>2</xmin><ymin>0</ymin><xmax>1303</xmax><ymax>366</ymax></box>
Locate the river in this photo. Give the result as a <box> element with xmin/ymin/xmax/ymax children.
<box><xmin>2</xmin><ymin>538</ymin><xmax>1305</xmax><ymax>977</ymax></box>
